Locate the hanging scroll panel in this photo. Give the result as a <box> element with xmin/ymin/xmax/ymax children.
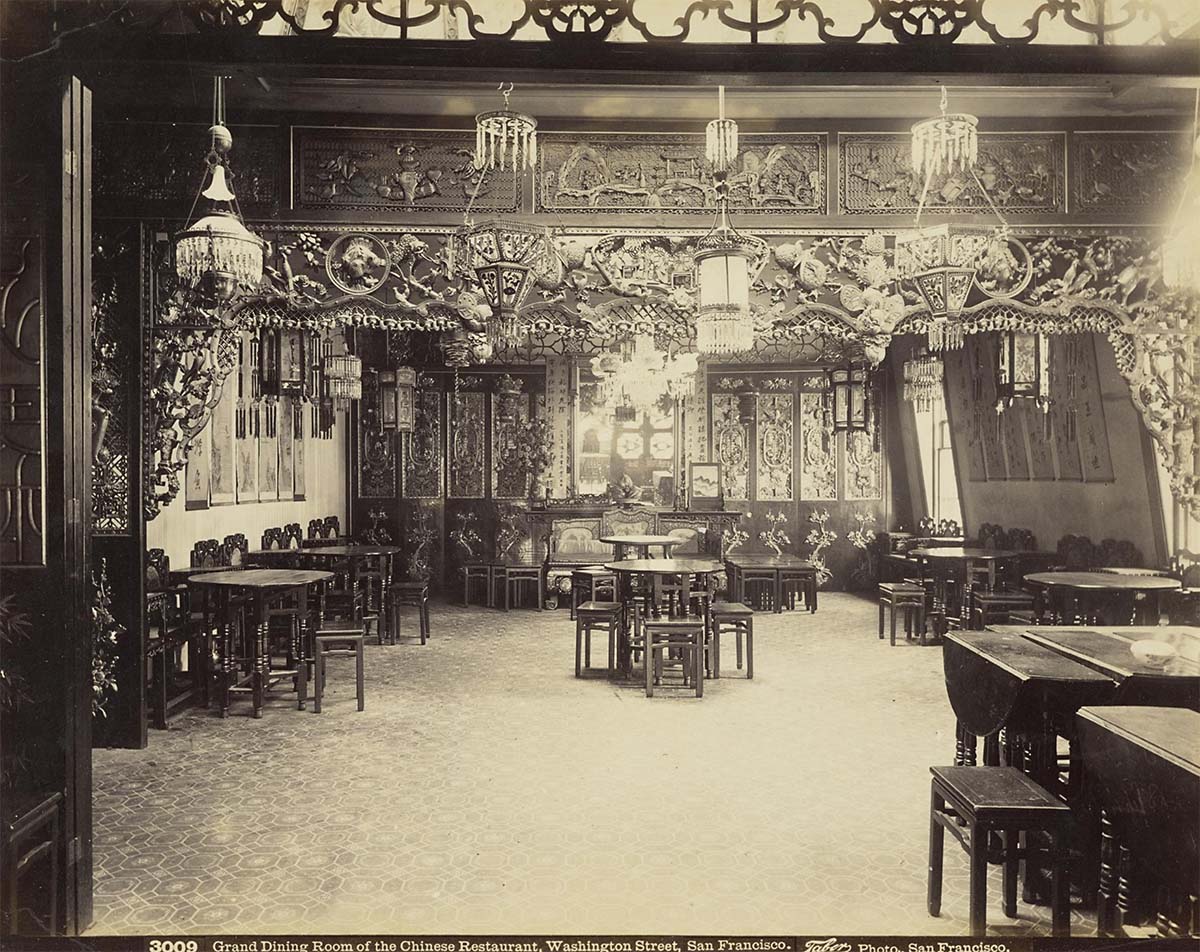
<box><xmin>799</xmin><ymin>391</ymin><xmax>837</xmax><ymax>501</ymax></box>
<box><xmin>448</xmin><ymin>391</ymin><xmax>486</xmax><ymax>499</ymax></box>
<box><xmin>756</xmin><ymin>391</ymin><xmax>794</xmax><ymax>501</ymax></box>
<box><xmin>711</xmin><ymin>394</ymin><xmax>749</xmax><ymax>501</ymax></box>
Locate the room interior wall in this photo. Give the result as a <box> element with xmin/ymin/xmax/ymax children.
<box><xmin>146</xmin><ymin>416</ymin><xmax>349</xmax><ymax>567</ymax></box>
<box><xmin>946</xmin><ymin>333</ymin><xmax>1166</xmax><ymax>562</ymax></box>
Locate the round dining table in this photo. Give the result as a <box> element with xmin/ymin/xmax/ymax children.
<box><xmin>189</xmin><ymin>568</ymin><xmax>334</xmax><ymax>717</ymax></box>
<box><xmin>605</xmin><ymin>558</ymin><xmax>724</xmax><ymax>676</ymax></box>
<box><xmin>600</xmin><ymin>534</ymin><xmax>681</xmax><ymax>560</ymax></box>
<box><xmin>1024</xmin><ymin>571</ymin><xmax>1181</xmax><ymax>626</ymax></box>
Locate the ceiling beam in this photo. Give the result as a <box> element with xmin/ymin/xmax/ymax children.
<box><xmin>56</xmin><ymin>34</ymin><xmax>1200</xmax><ymax>91</ymax></box>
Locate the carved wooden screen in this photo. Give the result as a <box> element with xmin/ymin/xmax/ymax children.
<box><xmin>448</xmin><ymin>390</ymin><xmax>486</xmax><ymax>498</ymax></box>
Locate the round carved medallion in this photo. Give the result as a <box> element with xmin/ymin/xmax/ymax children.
<box><xmin>326</xmin><ymin>234</ymin><xmax>391</xmax><ymax>295</ymax></box>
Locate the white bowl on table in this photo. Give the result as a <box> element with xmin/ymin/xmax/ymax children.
<box><xmin>1130</xmin><ymin>639</ymin><xmax>1177</xmax><ymax>668</ymax></box>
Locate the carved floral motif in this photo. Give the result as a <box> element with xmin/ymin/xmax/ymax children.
<box><xmin>538</xmin><ymin>133</ymin><xmax>825</xmax><ymax>214</ymax></box>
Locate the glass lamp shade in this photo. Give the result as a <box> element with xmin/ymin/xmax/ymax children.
<box><xmin>474</xmin><ymin>109</ymin><xmax>537</xmax><ymax>173</ymax></box>
<box><xmin>695</xmin><ymin>240</ymin><xmax>755</xmax><ymax>356</ymax></box>
<box><xmin>174</xmin><ymin>211</ymin><xmax>264</xmax><ymax>298</ymax></box>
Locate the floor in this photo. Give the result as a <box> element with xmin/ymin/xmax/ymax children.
<box><xmin>89</xmin><ymin>593</ymin><xmax>1097</xmax><ymax>936</ymax></box>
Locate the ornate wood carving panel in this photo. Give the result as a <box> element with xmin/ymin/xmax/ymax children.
<box><xmin>492</xmin><ymin>393</ymin><xmax>531</xmax><ymax>500</ymax></box>
<box><xmin>756</xmin><ymin>390</ymin><xmax>794</xmax><ymax>501</ymax></box>
<box><xmin>839</xmin><ymin>132</ymin><xmax>1063</xmax><ymax>215</ymax></box>
<box><xmin>799</xmin><ymin>391</ymin><xmax>837</xmax><ymax>501</ymax></box>
<box><xmin>448</xmin><ymin>391</ymin><xmax>486</xmax><ymax>499</ymax></box>
<box><xmin>845</xmin><ymin>431</ymin><xmax>882</xmax><ymax>501</ymax></box>
<box><xmin>711</xmin><ymin>394</ymin><xmax>749</xmax><ymax>501</ymax></box>
<box><xmin>405</xmin><ymin>388</ymin><xmax>443</xmax><ymax>498</ymax></box>
<box><xmin>537</xmin><ymin>132</ymin><xmax>826</xmax><ymax>215</ymax></box>
<box><xmin>94</xmin><ymin>121</ymin><xmax>279</xmax><ymax>210</ymax></box>
<box><xmin>294</xmin><ymin>128</ymin><xmax>519</xmax><ymax>213</ymax></box>
<box><xmin>1071</xmin><ymin>132</ymin><xmax>1189</xmax><ymax>214</ymax></box>
<box><xmin>0</xmin><ymin>236</ymin><xmax>45</xmax><ymax>565</ymax></box>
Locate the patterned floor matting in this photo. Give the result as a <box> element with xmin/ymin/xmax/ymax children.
<box><xmin>90</xmin><ymin>594</ymin><xmax>1098</xmax><ymax>936</ymax></box>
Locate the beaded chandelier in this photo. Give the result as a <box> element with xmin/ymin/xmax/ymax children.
<box><xmin>174</xmin><ymin>77</ymin><xmax>263</xmax><ymax>301</ymax></box>
<box><xmin>902</xmin><ymin>347</ymin><xmax>944</xmax><ymax>411</ymax></box>
<box><xmin>694</xmin><ymin>87</ymin><xmax>764</xmax><ymax>357</ymax></box>
<box><xmin>474</xmin><ymin>82</ymin><xmax>537</xmax><ymax>173</ymax></box>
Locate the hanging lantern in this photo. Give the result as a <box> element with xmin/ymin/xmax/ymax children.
<box><xmin>693</xmin><ymin>86</ymin><xmax>765</xmax><ymax>358</ymax></box>
<box><xmin>828</xmin><ymin>363</ymin><xmax>873</xmax><ymax>434</ymax></box>
<box><xmin>996</xmin><ymin>330</ymin><xmax>1050</xmax><ymax>412</ymax></box>
<box><xmin>379</xmin><ymin>366</ymin><xmax>416</xmax><ymax>432</ymax></box>
<box><xmin>447</xmin><ymin>219</ymin><xmax>557</xmax><ymax>348</ymax></box>
<box><xmin>173</xmin><ymin>77</ymin><xmax>263</xmax><ymax>301</ymax></box>
<box><xmin>902</xmin><ymin>348</ymin><xmax>944</xmax><ymax>412</ymax></box>
<box><xmin>894</xmin><ymin>224</ymin><xmax>993</xmax><ymax>350</ymax></box>
<box><xmin>474</xmin><ymin>83</ymin><xmax>537</xmax><ymax>174</ymax></box>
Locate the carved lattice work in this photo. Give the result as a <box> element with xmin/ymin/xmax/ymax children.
<box><xmin>150</xmin><ymin>1</ymin><xmax>1187</xmax><ymax>46</ymax></box>
<box><xmin>0</xmin><ymin>236</ymin><xmax>45</xmax><ymax>565</ymax></box>
<box><xmin>799</xmin><ymin>391</ymin><xmax>837</xmax><ymax>501</ymax></box>
<box><xmin>448</xmin><ymin>391</ymin><xmax>486</xmax><ymax>499</ymax></box>
<box><xmin>756</xmin><ymin>391</ymin><xmax>794</xmax><ymax>501</ymax></box>
<box><xmin>405</xmin><ymin>388</ymin><xmax>443</xmax><ymax>499</ymax></box>
<box><xmin>711</xmin><ymin>394</ymin><xmax>749</xmax><ymax>501</ymax></box>
<box><xmin>845</xmin><ymin>431</ymin><xmax>882</xmax><ymax>501</ymax></box>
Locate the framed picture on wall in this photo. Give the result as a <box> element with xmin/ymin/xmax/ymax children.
<box><xmin>688</xmin><ymin>461</ymin><xmax>722</xmax><ymax>510</ymax></box>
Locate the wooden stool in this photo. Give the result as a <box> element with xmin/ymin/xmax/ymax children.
<box><xmin>571</xmin><ymin>567</ymin><xmax>617</xmax><ymax>620</ymax></box>
<box><xmin>499</xmin><ymin>563</ymin><xmax>543</xmax><ymax>610</ymax></box>
<box><xmin>709</xmin><ymin>601</ymin><xmax>754</xmax><ymax>679</ymax></box>
<box><xmin>389</xmin><ymin>581</ymin><xmax>430</xmax><ymax>644</ymax></box>
<box><xmin>742</xmin><ymin>569</ymin><xmax>777</xmax><ymax>611</ymax></box>
<box><xmin>781</xmin><ymin>567</ymin><xmax>818</xmax><ymax>613</ymax></box>
<box><xmin>575</xmin><ymin>601</ymin><xmax>622</xmax><ymax>677</ymax></box>
<box><xmin>879</xmin><ymin>582</ymin><xmax>926</xmax><ymax>646</ymax></box>
<box><xmin>463</xmin><ymin>562</ymin><xmax>493</xmax><ymax>607</ymax></box>
<box><xmin>313</xmin><ymin>628</ymin><xmax>364</xmax><ymax>713</ymax></box>
<box><xmin>642</xmin><ymin>618</ymin><xmax>704</xmax><ymax>698</ymax></box>
<box><xmin>928</xmin><ymin>765</ymin><xmax>1071</xmax><ymax>937</ymax></box>
<box><xmin>971</xmin><ymin>590</ymin><xmax>1036</xmax><ymax>629</ymax></box>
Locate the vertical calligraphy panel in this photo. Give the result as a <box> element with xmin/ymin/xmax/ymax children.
<box><xmin>711</xmin><ymin>394</ymin><xmax>749</xmax><ymax>500</ymax></box>
<box><xmin>973</xmin><ymin>336</ymin><xmax>1007</xmax><ymax>480</ymax></box>
<box><xmin>1051</xmin><ymin>338</ymin><xmax>1083</xmax><ymax>481</ymax></box>
<box><xmin>546</xmin><ymin>357</ymin><xmax>571</xmax><ymax>497</ymax></box>
<box><xmin>185</xmin><ymin>426</ymin><xmax>210</xmax><ymax>510</ymax></box>
<box><xmin>756</xmin><ymin>392</ymin><xmax>794</xmax><ymax>501</ymax></box>
<box><xmin>1001</xmin><ymin>401</ymin><xmax>1030</xmax><ymax>480</ymax></box>
<box><xmin>1024</xmin><ymin>401</ymin><xmax>1056</xmax><ymax>480</ymax></box>
<box><xmin>1078</xmin><ymin>336</ymin><xmax>1115</xmax><ymax>482</ymax></box>
<box><xmin>293</xmin><ymin>402</ymin><xmax>306</xmax><ymax>501</ymax></box>
<box><xmin>799</xmin><ymin>391</ymin><xmax>836</xmax><ymax>500</ymax></box>
<box><xmin>278</xmin><ymin>395</ymin><xmax>294</xmax><ymax>499</ymax></box>
<box><xmin>944</xmin><ymin>345</ymin><xmax>986</xmax><ymax>481</ymax></box>
<box><xmin>258</xmin><ymin>404</ymin><xmax>280</xmax><ymax>502</ymax></box>
<box><xmin>209</xmin><ymin>381</ymin><xmax>236</xmax><ymax>505</ymax></box>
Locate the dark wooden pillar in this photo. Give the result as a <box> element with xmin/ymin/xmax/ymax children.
<box><xmin>0</xmin><ymin>71</ymin><xmax>95</xmax><ymax>935</ymax></box>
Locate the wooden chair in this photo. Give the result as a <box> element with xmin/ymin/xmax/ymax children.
<box><xmin>223</xmin><ymin>533</ymin><xmax>248</xmax><ymax>567</ymax></box>
<box><xmin>780</xmin><ymin>563</ymin><xmax>818</xmax><ymax>612</ymax></box>
<box><xmin>575</xmin><ymin>601</ymin><xmax>622</xmax><ymax>677</ymax></box>
<box><xmin>261</xmin><ymin>527</ymin><xmax>286</xmax><ymax>551</ymax></box>
<box><xmin>928</xmin><ymin>766</ymin><xmax>1071</xmax><ymax>937</ymax></box>
<box><xmin>190</xmin><ymin>538</ymin><xmax>224</xmax><ymax>568</ymax></box>
<box><xmin>570</xmin><ymin>567</ymin><xmax>617</xmax><ymax>620</ymax></box>
<box><xmin>145</xmin><ymin>549</ymin><xmax>206</xmax><ymax>728</ymax></box>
